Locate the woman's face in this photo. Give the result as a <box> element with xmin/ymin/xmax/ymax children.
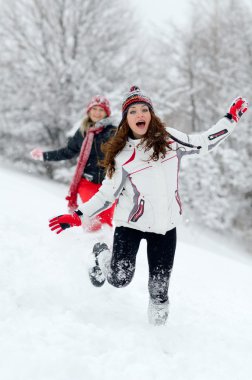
<box><xmin>89</xmin><ymin>106</ymin><xmax>107</xmax><ymax>122</ymax></box>
<box><xmin>127</xmin><ymin>103</ymin><xmax>151</xmax><ymax>139</ymax></box>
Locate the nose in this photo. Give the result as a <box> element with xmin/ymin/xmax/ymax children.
<box><xmin>136</xmin><ymin>111</ymin><xmax>145</xmax><ymax>118</ymax></box>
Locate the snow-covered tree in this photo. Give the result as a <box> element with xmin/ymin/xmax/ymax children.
<box><xmin>0</xmin><ymin>0</ymin><xmax>138</xmax><ymax>176</ymax></box>
<box><xmin>172</xmin><ymin>0</ymin><xmax>252</xmax><ymax>242</ymax></box>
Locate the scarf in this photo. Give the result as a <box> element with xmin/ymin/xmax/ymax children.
<box><xmin>66</xmin><ymin>123</ymin><xmax>105</xmax><ymax>212</ymax></box>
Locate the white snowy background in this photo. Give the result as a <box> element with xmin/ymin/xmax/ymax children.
<box><xmin>1</xmin><ymin>164</ymin><xmax>252</xmax><ymax>380</ymax></box>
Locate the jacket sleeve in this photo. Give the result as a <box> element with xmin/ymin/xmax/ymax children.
<box><xmin>167</xmin><ymin>117</ymin><xmax>236</xmax><ymax>157</ymax></box>
<box><xmin>78</xmin><ymin>162</ymin><xmax>128</xmax><ymax>218</ymax></box>
<box><xmin>43</xmin><ymin>129</ymin><xmax>83</xmax><ymax>161</ymax></box>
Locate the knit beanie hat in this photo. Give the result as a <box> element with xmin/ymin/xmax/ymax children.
<box><xmin>86</xmin><ymin>95</ymin><xmax>111</xmax><ymax>117</ymax></box>
<box><xmin>122</xmin><ymin>86</ymin><xmax>153</xmax><ymax>116</ymax></box>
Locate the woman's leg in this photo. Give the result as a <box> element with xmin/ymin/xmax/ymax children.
<box><xmin>146</xmin><ymin>228</ymin><xmax>177</xmax><ymax>325</ymax></box>
<box><xmin>107</xmin><ymin>227</ymin><xmax>143</xmax><ymax>288</ymax></box>
<box><xmin>88</xmin><ymin>226</ymin><xmax>142</xmax><ymax>288</ymax></box>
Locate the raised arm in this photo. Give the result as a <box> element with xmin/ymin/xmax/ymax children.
<box><xmin>168</xmin><ymin>97</ymin><xmax>248</xmax><ymax>157</ymax></box>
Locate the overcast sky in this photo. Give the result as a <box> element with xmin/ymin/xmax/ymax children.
<box><xmin>130</xmin><ymin>0</ymin><xmax>252</xmax><ymax>28</ymax></box>
<box><xmin>130</xmin><ymin>0</ymin><xmax>189</xmax><ymax>26</ymax></box>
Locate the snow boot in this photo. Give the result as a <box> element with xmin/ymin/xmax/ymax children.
<box><xmin>88</xmin><ymin>242</ymin><xmax>109</xmax><ymax>287</ymax></box>
<box><xmin>148</xmin><ymin>298</ymin><xmax>169</xmax><ymax>326</ymax></box>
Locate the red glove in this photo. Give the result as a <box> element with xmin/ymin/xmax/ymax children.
<box><xmin>226</xmin><ymin>97</ymin><xmax>248</xmax><ymax>122</ymax></box>
<box><xmin>49</xmin><ymin>210</ymin><xmax>83</xmax><ymax>234</ymax></box>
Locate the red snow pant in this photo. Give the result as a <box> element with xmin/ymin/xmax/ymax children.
<box><xmin>77</xmin><ymin>178</ymin><xmax>115</xmax><ymax>232</ymax></box>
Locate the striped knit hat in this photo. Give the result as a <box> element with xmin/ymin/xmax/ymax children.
<box><xmin>122</xmin><ymin>86</ymin><xmax>153</xmax><ymax>116</ymax></box>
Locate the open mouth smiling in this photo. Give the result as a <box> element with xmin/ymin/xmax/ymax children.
<box><xmin>136</xmin><ymin>121</ymin><xmax>146</xmax><ymax>127</ymax></box>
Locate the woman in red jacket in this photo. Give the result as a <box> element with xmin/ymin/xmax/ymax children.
<box><xmin>31</xmin><ymin>95</ymin><xmax>116</xmax><ymax>232</ymax></box>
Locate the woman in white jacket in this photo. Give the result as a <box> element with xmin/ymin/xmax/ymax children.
<box><xmin>49</xmin><ymin>86</ymin><xmax>248</xmax><ymax>326</ymax></box>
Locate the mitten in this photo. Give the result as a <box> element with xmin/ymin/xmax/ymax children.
<box><xmin>30</xmin><ymin>148</ymin><xmax>44</xmax><ymax>161</ymax></box>
<box><xmin>49</xmin><ymin>210</ymin><xmax>83</xmax><ymax>234</ymax></box>
<box><xmin>225</xmin><ymin>97</ymin><xmax>248</xmax><ymax>122</ymax></box>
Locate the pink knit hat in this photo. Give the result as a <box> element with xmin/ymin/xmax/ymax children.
<box><xmin>86</xmin><ymin>95</ymin><xmax>111</xmax><ymax>117</ymax></box>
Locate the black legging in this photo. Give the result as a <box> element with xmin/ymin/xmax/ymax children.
<box><xmin>107</xmin><ymin>226</ymin><xmax>177</xmax><ymax>304</ymax></box>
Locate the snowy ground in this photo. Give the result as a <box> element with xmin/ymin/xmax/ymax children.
<box><xmin>1</xmin><ymin>164</ymin><xmax>252</xmax><ymax>380</ymax></box>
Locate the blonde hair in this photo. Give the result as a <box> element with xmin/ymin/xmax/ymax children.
<box><xmin>79</xmin><ymin>116</ymin><xmax>95</xmax><ymax>135</ymax></box>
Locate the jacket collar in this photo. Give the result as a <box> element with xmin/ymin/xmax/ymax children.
<box><xmin>95</xmin><ymin>116</ymin><xmax>114</xmax><ymax>129</ymax></box>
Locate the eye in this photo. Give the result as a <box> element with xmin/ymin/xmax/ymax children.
<box><xmin>142</xmin><ymin>108</ymin><xmax>149</xmax><ymax>112</ymax></box>
<box><xmin>129</xmin><ymin>110</ymin><xmax>136</xmax><ymax>114</ymax></box>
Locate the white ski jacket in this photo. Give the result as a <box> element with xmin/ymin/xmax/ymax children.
<box><xmin>79</xmin><ymin>117</ymin><xmax>236</xmax><ymax>234</ymax></box>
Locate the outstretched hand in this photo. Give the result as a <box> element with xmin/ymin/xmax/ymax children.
<box><xmin>227</xmin><ymin>97</ymin><xmax>248</xmax><ymax>122</ymax></box>
<box><xmin>49</xmin><ymin>210</ymin><xmax>83</xmax><ymax>234</ymax></box>
<box><xmin>30</xmin><ymin>148</ymin><xmax>44</xmax><ymax>161</ymax></box>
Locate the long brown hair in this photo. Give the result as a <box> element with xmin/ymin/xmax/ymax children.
<box><xmin>101</xmin><ymin>109</ymin><xmax>172</xmax><ymax>178</ymax></box>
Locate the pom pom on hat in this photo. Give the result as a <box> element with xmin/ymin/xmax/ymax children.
<box><xmin>129</xmin><ymin>85</ymin><xmax>140</xmax><ymax>92</ymax></box>
<box><xmin>86</xmin><ymin>95</ymin><xmax>111</xmax><ymax>117</ymax></box>
<box><xmin>122</xmin><ymin>86</ymin><xmax>153</xmax><ymax>115</ymax></box>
